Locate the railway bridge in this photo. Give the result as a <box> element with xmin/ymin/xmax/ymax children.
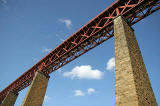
<box><xmin>0</xmin><ymin>0</ymin><xmax>160</xmax><ymax>105</ymax></box>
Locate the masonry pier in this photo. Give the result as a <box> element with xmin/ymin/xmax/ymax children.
<box><xmin>114</xmin><ymin>15</ymin><xmax>157</xmax><ymax>106</ymax></box>
<box><xmin>0</xmin><ymin>90</ymin><xmax>18</xmax><ymax>106</ymax></box>
<box><xmin>21</xmin><ymin>71</ymin><xmax>50</xmax><ymax>106</ymax></box>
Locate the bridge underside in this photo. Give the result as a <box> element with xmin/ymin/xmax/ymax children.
<box><xmin>0</xmin><ymin>0</ymin><xmax>159</xmax><ymax>105</ymax></box>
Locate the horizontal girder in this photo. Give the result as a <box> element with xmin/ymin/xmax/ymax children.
<box><xmin>0</xmin><ymin>0</ymin><xmax>159</xmax><ymax>103</ymax></box>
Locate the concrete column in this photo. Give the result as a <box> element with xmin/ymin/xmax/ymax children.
<box><xmin>0</xmin><ymin>90</ymin><xmax>18</xmax><ymax>106</ymax></box>
<box><xmin>21</xmin><ymin>71</ymin><xmax>50</xmax><ymax>106</ymax></box>
<box><xmin>114</xmin><ymin>15</ymin><xmax>157</xmax><ymax>106</ymax></box>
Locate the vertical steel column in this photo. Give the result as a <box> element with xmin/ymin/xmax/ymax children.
<box><xmin>21</xmin><ymin>71</ymin><xmax>50</xmax><ymax>106</ymax></box>
<box><xmin>114</xmin><ymin>15</ymin><xmax>157</xmax><ymax>106</ymax></box>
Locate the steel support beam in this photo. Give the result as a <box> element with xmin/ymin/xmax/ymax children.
<box><xmin>0</xmin><ymin>0</ymin><xmax>159</xmax><ymax>102</ymax></box>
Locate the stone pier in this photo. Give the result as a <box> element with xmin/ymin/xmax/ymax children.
<box><xmin>114</xmin><ymin>15</ymin><xmax>157</xmax><ymax>106</ymax></box>
<box><xmin>0</xmin><ymin>90</ymin><xmax>18</xmax><ymax>106</ymax></box>
<box><xmin>21</xmin><ymin>71</ymin><xmax>50</xmax><ymax>106</ymax></box>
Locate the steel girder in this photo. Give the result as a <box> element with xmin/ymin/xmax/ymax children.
<box><xmin>0</xmin><ymin>0</ymin><xmax>159</xmax><ymax>103</ymax></box>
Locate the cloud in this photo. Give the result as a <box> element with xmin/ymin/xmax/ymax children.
<box><xmin>0</xmin><ymin>0</ymin><xmax>9</xmax><ymax>10</ymax></box>
<box><xmin>63</xmin><ymin>65</ymin><xmax>103</xmax><ymax>80</ymax></box>
<box><xmin>59</xmin><ymin>19</ymin><xmax>72</xmax><ymax>29</ymax></box>
<box><xmin>87</xmin><ymin>88</ymin><xmax>95</xmax><ymax>94</ymax></box>
<box><xmin>106</xmin><ymin>57</ymin><xmax>115</xmax><ymax>71</ymax></box>
<box><xmin>57</xmin><ymin>68</ymin><xmax>62</xmax><ymax>73</ymax></box>
<box><xmin>73</xmin><ymin>90</ymin><xmax>85</xmax><ymax>96</ymax></box>
<box><xmin>73</xmin><ymin>88</ymin><xmax>96</xmax><ymax>96</ymax></box>
<box><xmin>32</xmin><ymin>57</ymin><xmax>39</xmax><ymax>62</ymax></box>
<box><xmin>55</xmin><ymin>34</ymin><xmax>64</xmax><ymax>42</ymax></box>
<box><xmin>44</xmin><ymin>95</ymin><xmax>51</xmax><ymax>103</ymax></box>
<box><xmin>1</xmin><ymin>0</ymin><xmax>7</xmax><ymax>4</ymax></box>
<box><xmin>42</xmin><ymin>48</ymin><xmax>52</xmax><ymax>53</ymax></box>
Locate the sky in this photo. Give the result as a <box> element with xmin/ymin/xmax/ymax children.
<box><xmin>0</xmin><ymin>0</ymin><xmax>159</xmax><ymax>106</ymax></box>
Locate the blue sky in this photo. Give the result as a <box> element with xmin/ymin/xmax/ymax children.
<box><xmin>0</xmin><ymin>0</ymin><xmax>160</xmax><ymax>106</ymax></box>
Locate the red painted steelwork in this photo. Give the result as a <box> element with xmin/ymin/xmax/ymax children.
<box><xmin>0</xmin><ymin>0</ymin><xmax>159</xmax><ymax>103</ymax></box>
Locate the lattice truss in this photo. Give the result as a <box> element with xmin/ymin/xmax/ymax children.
<box><xmin>0</xmin><ymin>0</ymin><xmax>159</xmax><ymax>102</ymax></box>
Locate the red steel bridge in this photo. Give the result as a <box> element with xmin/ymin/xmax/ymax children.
<box><xmin>0</xmin><ymin>0</ymin><xmax>159</xmax><ymax>103</ymax></box>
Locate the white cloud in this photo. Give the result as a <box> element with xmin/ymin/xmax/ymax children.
<box><xmin>59</xmin><ymin>19</ymin><xmax>72</xmax><ymax>29</ymax></box>
<box><xmin>55</xmin><ymin>34</ymin><xmax>64</xmax><ymax>41</ymax></box>
<box><xmin>57</xmin><ymin>68</ymin><xmax>62</xmax><ymax>73</ymax></box>
<box><xmin>73</xmin><ymin>88</ymin><xmax>96</xmax><ymax>96</ymax></box>
<box><xmin>63</xmin><ymin>65</ymin><xmax>103</xmax><ymax>80</ymax></box>
<box><xmin>44</xmin><ymin>95</ymin><xmax>51</xmax><ymax>103</ymax></box>
<box><xmin>32</xmin><ymin>57</ymin><xmax>39</xmax><ymax>62</ymax></box>
<box><xmin>87</xmin><ymin>88</ymin><xmax>95</xmax><ymax>94</ymax></box>
<box><xmin>73</xmin><ymin>90</ymin><xmax>85</xmax><ymax>96</ymax></box>
<box><xmin>42</xmin><ymin>48</ymin><xmax>52</xmax><ymax>53</ymax></box>
<box><xmin>106</xmin><ymin>57</ymin><xmax>115</xmax><ymax>71</ymax></box>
